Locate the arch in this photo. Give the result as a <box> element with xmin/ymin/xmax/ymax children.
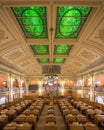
<box><xmin>22</xmin><ymin>81</ymin><xmax>26</xmax><ymax>87</ymax></box>
<box><xmin>13</xmin><ymin>79</ymin><xmax>19</xmax><ymax>87</ymax></box>
<box><xmin>95</xmin><ymin>75</ymin><xmax>104</xmax><ymax>88</ymax></box>
<box><xmin>29</xmin><ymin>80</ymin><xmax>38</xmax><ymax>85</ymax></box>
<box><xmin>65</xmin><ymin>80</ymin><xmax>74</xmax><ymax>87</ymax></box>
<box><xmin>0</xmin><ymin>75</ymin><xmax>8</xmax><ymax>87</ymax></box>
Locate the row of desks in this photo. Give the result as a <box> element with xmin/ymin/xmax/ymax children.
<box><xmin>69</xmin><ymin>122</ymin><xmax>99</xmax><ymax>130</ymax></box>
<box><xmin>3</xmin><ymin>99</ymin><xmax>45</xmax><ymax>130</ymax></box>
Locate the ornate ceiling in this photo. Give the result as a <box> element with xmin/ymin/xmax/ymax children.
<box><xmin>0</xmin><ymin>0</ymin><xmax>104</xmax><ymax>79</ymax></box>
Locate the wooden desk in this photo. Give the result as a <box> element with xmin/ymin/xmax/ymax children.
<box><xmin>17</xmin><ymin>123</ymin><xmax>32</xmax><ymax>130</ymax></box>
<box><xmin>6</xmin><ymin>121</ymin><xmax>32</xmax><ymax>130</ymax></box>
<box><xmin>63</xmin><ymin>109</ymin><xmax>70</xmax><ymax>116</ymax></box>
<box><xmin>0</xmin><ymin>115</ymin><xmax>8</xmax><ymax>127</ymax></box>
<box><xmin>84</xmin><ymin>123</ymin><xmax>99</xmax><ymax>130</ymax></box>
<box><xmin>94</xmin><ymin>115</ymin><xmax>104</xmax><ymax>126</ymax></box>
<box><xmin>47</xmin><ymin>110</ymin><xmax>54</xmax><ymax>115</ymax></box>
<box><xmin>86</xmin><ymin>109</ymin><xmax>95</xmax><ymax>119</ymax></box>
<box><xmin>25</xmin><ymin>115</ymin><xmax>37</xmax><ymax>128</ymax></box>
<box><xmin>46</xmin><ymin>115</ymin><xmax>56</xmax><ymax>123</ymax></box>
<box><xmin>71</xmin><ymin>109</ymin><xmax>79</xmax><ymax>115</ymax></box>
<box><xmin>4</xmin><ymin>126</ymin><xmax>17</xmax><ymax>130</ymax></box>
<box><xmin>76</xmin><ymin>115</ymin><xmax>89</xmax><ymax>123</ymax></box>
<box><xmin>4</xmin><ymin>122</ymin><xmax>17</xmax><ymax>130</ymax></box>
<box><xmin>14</xmin><ymin>114</ymin><xmax>26</xmax><ymax>123</ymax></box>
<box><xmin>69</xmin><ymin>123</ymin><xmax>84</xmax><ymax>130</ymax></box>
<box><xmin>45</xmin><ymin>122</ymin><xmax>57</xmax><ymax>130</ymax></box>
<box><xmin>65</xmin><ymin>114</ymin><xmax>76</xmax><ymax>123</ymax></box>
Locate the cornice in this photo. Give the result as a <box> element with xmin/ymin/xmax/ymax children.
<box><xmin>0</xmin><ymin>58</ymin><xmax>27</xmax><ymax>76</ymax></box>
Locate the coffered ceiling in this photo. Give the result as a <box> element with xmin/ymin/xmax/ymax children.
<box><xmin>0</xmin><ymin>0</ymin><xmax>104</xmax><ymax>79</ymax></box>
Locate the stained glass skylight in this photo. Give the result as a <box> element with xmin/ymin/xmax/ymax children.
<box><xmin>31</xmin><ymin>45</ymin><xmax>49</xmax><ymax>55</ymax></box>
<box><xmin>54</xmin><ymin>58</ymin><xmax>65</xmax><ymax>63</ymax></box>
<box><xmin>38</xmin><ymin>58</ymin><xmax>49</xmax><ymax>63</ymax></box>
<box><xmin>56</xmin><ymin>6</ymin><xmax>91</xmax><ymax>38</ymax></box>
<box><xmin>12</xmin><ymin>6</ymin><xmax>47</xmax><ymax>38</ymax></box>
<box><xmin>54</xmin><ymin>44</ymin><xmax>73</xmax><ymax>55</ymax></box>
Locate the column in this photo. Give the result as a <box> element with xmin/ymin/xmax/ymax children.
<box><xmin>26</xmin><ymin>79</ymin><xmax>29</xmax><ymax>96</ymax></box>
<box><xmin>19</xmin><ymin>76</ymin><xmax>22</xmax><ymax>98</ymax></box>
<box><xmin>61</xmin><ymin>80</ymin><xmax>65</xmax><ymax>96</ymax></box>
<box><xmin>72</xmin><ymin>79</ymin><xmax>76</xmax><ymax>97</ymax></box>
<box><xmin>8</xmin><ymin>72</ymin><xmax>13</xmax><ymax>102</ymax></box>
<box><xmin>81</xmin><ymin>75</ymin><xmax>84</xmax><ymax>97</ymax></box>
<box><xmin>90</xmin><ymin>72</ymin><xmax>95</xmax><ymax>101</ymax></box>
<box><xmin>38</xmin><ymin>81</ymin><xmax>43</xmax><ymax>96</ymax></box>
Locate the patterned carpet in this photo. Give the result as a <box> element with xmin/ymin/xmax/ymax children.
<box><xmin>35</xmin><ymin>105</ymin><xmax>67</xmax><ymax>130</ymax></box>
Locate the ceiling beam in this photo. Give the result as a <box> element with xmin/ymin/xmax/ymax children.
<box><xmin>27</xmin><ymin>39</ymin><xmax>49</xmax><ymax>44</ymax></box>
<box><xmin>1</xmin><ymin>0</ymin><xmax>102</xmax><ymax>7</ymax></box>
<box><xmin>54</xmin><ymin>39</ymin><xmax>77</xmax><ymax>45</ymax></box>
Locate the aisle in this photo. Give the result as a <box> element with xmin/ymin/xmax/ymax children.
<box><xmin>35</xmin><ymin>104</ymin><xmax>66</xmax><ymax>130</ymax></box>
<box><xmin>35</xmin><ymin>105</ymin><xmax>47</xmax><ymax>130</ymax></box>
<box><xmin>55</xmin><ymin>105</ymin><xmax>67</xmax><ymax>130</ymax></box>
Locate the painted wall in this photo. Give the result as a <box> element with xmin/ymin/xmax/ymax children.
<box><xmin>0</xmin><ymin>76</ymin><xmax>7</xmax><ymax>87</ymax></box>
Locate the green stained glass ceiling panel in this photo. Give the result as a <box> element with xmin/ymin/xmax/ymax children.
<box><xmin>56</xmin><ymin>6</ymin><xmax>91</xmax><ymax>38</ymax></box>
<box><xmin>54</xmin><ymin>44</ymin><xmax>73</xmax><ymax>55</ymax></box>
<box><xmin>54</xmin><ymin>58</ymin><xmax>65</xmax><ymax>63</ymax></box>
<box><xmin>38</xmin><ymin>58</ymin><xmax>49</xmax><ymax>63</ymax></box>
<box><xmin>31</xmin><ymin>45</ymin><xmax>49</xmax><ymax>55</ymax></box>
<box><xmin>12</xmin><ymin>6</ymin><xmax>47</xmax><ymax>38</ymax></box>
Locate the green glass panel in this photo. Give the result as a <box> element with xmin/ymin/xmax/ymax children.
<box><xmin>31</xmin><ymin>45</ymin><xmax>49</xmax><ymax>55</ymax></box>
<box><xmin>12</xmin><ymin>6</ymin><xmax>47</xmax><ymax>38</ymax></box>
<box><xmin>56</xmin><ymin>6</ymin><xmax>91</xmax><ymax>38</ymax></box>
<box><xmin>38</xmin><ymin>58</ymin><xmax>49</xmax><ymax>63</ymax></box>
<box><xmin>54</xmin><ymin>44</ymin><xmax>72</xmax><ymax>55</ymax></box>
<box><xmin>54</xmin><ymin>58</ymin><xmax>65</xmax><ymax>63</ymax></box>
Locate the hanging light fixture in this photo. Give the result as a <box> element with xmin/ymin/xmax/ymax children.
<box><xmin>44</xmin><ymin>65</ymin><xmax>58</xmax><ymax>80</ymax></box>
<box><xmin>45</xmin><ymin>74</ymin><xmax>58</xmax><ymax>80</ymax></box>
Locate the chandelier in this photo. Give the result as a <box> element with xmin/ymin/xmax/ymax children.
<box><xmin>45</xmin><ymin>74</ymin><xmax>58</xmax><ymax>80</ymax></box>
<box><xmin>44</xmin><ymin>65</ymin><xmax>59</xmax><ymax>80</ymax></box>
